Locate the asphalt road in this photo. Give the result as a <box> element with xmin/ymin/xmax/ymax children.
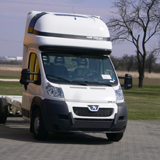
<box><xmin>0</xmin><ymin>118</ymin><xmax>160</xmax><ymax>160</ymax></box>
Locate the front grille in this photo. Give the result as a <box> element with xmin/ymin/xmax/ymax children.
<box><xmin>75</xmin><ymin>118</ymin><xmax>113</xmax><ymax>122</ymax></box>
<box><xmin>73</xmin><ymin>107</ymin><xmax>113</xmax><ymax>117</ymax></box>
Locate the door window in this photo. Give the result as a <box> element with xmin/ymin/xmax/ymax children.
<box><xmin>28</xmin><ymin>53</ymin><xmax>40</xmax><ymax>81</ymax></box>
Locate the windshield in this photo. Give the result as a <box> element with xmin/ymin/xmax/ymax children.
<box><xmin>41</xmin><ymin>52</ymin><xmax>118</xmax><ymax>86</ymax></box>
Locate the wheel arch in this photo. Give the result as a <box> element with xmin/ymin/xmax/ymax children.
<box><xmin>30</xmin><ymin>96</ymin><xmax>48</xmax><ymax>132</ymax></box>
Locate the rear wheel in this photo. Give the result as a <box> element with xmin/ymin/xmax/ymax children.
<box><xmin>106</xmin><ymin>133</ymin><xmax>124</xmax><ymax>142</ymax></box>
<box><xmin>32</xmin><ymin>108</ymin><xmax>48</xmax><ymax>140</ymax></box>
<box><xmin>0</xmin><ymin>98</ymin><xmax>8</xmax><ymax>124</ymax></box>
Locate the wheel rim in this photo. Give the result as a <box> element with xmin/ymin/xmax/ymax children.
<box><xmin>34</xmin><ymin>115</ymin><xmax>40</xmax><ymax>134</ymax></box>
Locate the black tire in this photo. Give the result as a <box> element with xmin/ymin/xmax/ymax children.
<box><xmin>0</xmin><ymin>98</ymin><xmax>8</xmax><ymax>124</ymax></box>
<box><xmin>106</xmin><ymin>133</ymin><xmax>124</xmax><ymax>142</ymax></box>
<box><xmin>32</xmin><ymin>108</ymin><xmax>48</xmax><ymax>140</ymax></box>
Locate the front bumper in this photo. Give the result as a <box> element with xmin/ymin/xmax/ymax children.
<box><xmin>42</xmin><ymin>99</ymin><xmax>127</xmax><ymax>133</ymax></box>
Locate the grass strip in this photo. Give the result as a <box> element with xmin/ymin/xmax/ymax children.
<box><xmin>0</xmin><ymin>81</ymin><xmax>23</xmax><ymax>95</ymax></box>
<box><xmin>0</xmin><ymin>75</ymin><xmax>19</xmax><ymax>79</ymax></box>
<box><xmin>123</xmin><ymin>85</ymin><xmax>160</xmax><ymax>120</ymax></box>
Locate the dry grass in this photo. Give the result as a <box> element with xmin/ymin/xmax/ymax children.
<box><xmin>117</xmin><ymin>71</ymin><xmax>160</xmax><ymax>86</ymax></box>
<box><xmin>0</xmin><ymin>65</ymin><xmax>21</xmax><ymax>78</ymax></box>
<box><xmin>0</xmin><ymin>65</ymin><xmax>21</xmax><ymax>71</ymax></box>
<box><xmin>0</xmin><ymin>70</ymin><xmax>20</xmax><ymax>78</ymax></box>
<box><xmin>117</xmin><ymin>71</ymin><xmax>160</xmax><ymax>79</ymax></box>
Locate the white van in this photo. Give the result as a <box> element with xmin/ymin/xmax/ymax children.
<box><xmin>20</xmin><ymin>11</ymin><xmax>132</xmax><ymax>141</ymax></box>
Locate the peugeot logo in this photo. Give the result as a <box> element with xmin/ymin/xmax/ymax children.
<box><xmin>88</xmin><ymin>105</ymin><xmax>99</xmax><ymax>112</ymax></box>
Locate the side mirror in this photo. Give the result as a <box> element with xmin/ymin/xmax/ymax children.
<box><xmin>118</xmin><ymin>74</ymin><xmax>132</xmax><ymax>89</ymax></box>
<box><xmin>20</xmin><ymin>69</ymin><xmax>40</xmax><ymax>90</ymax></box>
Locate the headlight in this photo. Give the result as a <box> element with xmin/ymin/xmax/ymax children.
<box><xmin>115</xmin><ymin>86</ymin><xmax>124</xmax><ymax>102</ymax></box>
<box><xmin>45</xmin><ymin>83</ymin><xmax>64</xmax><ymax>98</ymax></box>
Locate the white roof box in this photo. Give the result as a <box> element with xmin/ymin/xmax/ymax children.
<box><xmin>24</xmin><ymin>11</ymin><xmax>112</xmax><ymax>54</ymax></box>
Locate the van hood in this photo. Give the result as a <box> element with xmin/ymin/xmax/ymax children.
<box><xmin>60</xmin><ymin>85</ymin><xmax>116</xmax><ymax>103</ymax></box>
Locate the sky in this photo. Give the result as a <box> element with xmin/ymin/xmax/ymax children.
<box><xmin>0</xmin><ymin>0</ymin><xmax>158</xmax><ymax>60</ymax></box>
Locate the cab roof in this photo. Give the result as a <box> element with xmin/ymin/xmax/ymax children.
<box><xmin>23</xmin><ymin>11</ymin><xmax>112</xmax><ymax>53</ymax></box>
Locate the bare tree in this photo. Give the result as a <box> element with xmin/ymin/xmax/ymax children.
<box><xmin>110</xmin><ymin>55</ymin><xmax>122</xmax><ymax>70</ymax></box>
<box><xmin>145</xmin><ymin>52</ymin><xmax>157</xmax><ymax>73</ymax></box>
<box><xmin>122</xmin><ymin>54</ymin><xmax>134</xmax><ymax>72</ymax></box>
<box><xmin>107</xmin><ymin>0</ymin><xmax>160</xmax><ymax>88</ymax></box>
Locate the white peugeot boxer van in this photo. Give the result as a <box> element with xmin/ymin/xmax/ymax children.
<box><xmin>20</xmin><ymin>11</ymin><xmax>132</xmax><ymax>141</ymax></box>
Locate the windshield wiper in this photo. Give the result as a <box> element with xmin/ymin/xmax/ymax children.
<box><xmin>46</xmin><ymin>74</ymin><xmax>71</xmax><ymax>83</ymax></box>
<box><xmin>96</xmin><ymin>82</ymin><xmax>112</xmax><ymax>86</ymax></box>
<box><xmin>85</xmin><ymin>81</ymin><xmax>112</xmax><ymax>86</ymax></box>
<box><xmin>72</xmin><ymin>80</ymin><xmax>112</xmax><ymax>86</ymax></box>
<box><xmin>71</xmin><ymin>80</ymin><xmax>88</xmax><ymax>86</ymax></box>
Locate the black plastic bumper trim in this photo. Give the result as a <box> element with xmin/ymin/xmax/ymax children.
<box><xmin>41</xmin><ymin>99</ymin><xmax>128</xmax><ymax>133</ymax></box>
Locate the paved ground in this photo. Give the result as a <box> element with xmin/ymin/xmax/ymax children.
<box><xmin>0</xmin><ymin>118</ymin><xmax>160</xmax><ymax>160</ymax></box>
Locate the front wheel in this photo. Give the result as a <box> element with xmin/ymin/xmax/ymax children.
<box><xmin>106</xmin><ymin>133</ymin><xmax>124</xmax><ymax>142</ymax></box>
<box><xmin>32</xmin><ymin>108</ymin><xmax>48</xmax><ymax>140</ymax></box>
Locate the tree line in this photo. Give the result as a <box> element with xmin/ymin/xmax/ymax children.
<box><xmin>111</xmin><ymin>53</ymin><xmax>160</xmax><ymax>73</ymax></box>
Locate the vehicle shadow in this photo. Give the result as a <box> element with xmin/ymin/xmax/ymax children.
<box><xmin>46</xmin><ymin>132</ymin><xmax>112</xmax><ymax>145</ymax></box>
<box><xmin>0</xmin><ymin>118</ymin><xmax>112</xmax><ymax>145</ymax></box>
